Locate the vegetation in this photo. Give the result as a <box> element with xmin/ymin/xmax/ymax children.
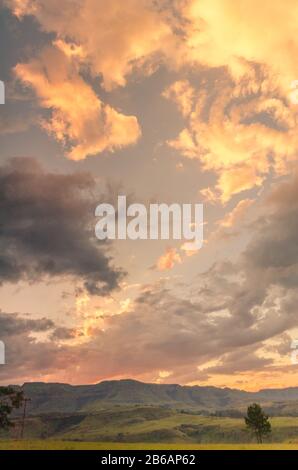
<box><xmin>0</xmin><ymin>387</ymin><xmax>24</xmax><ymax>430</ymax></box>
<box><xmin>245</xmin><ymin>404</ymin><xmax>271</xmax><ymax>443</ymax></box>
<box><xmin>0</xmin><ymin>440</ymin><xmax>297</xmax><ymax>450</ymax></box>
<box><xmin>1</xmin><ymin>405</ymin><xmax>298</xmax><ymax>444</ymax></box>
<box><xmin>1</xmin><ymin>381</ymin><xmax>298</xmax><ymax>449</ymax></box>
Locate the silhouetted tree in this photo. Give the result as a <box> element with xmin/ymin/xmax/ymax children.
<box><xmin>0</xmin><ymin>387</ymin><xmax>24</xmax><ymax>430</ymax></box>
<box><xmin>245</xmin><ymin>403</ymin><xmax>271</xmax><ymax>443</ymax></box>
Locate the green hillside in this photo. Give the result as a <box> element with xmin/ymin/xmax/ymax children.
<box><xmin>4</xmin><ymin>406</ymin><xmax>298</xmax><ymax>444</ymax></box>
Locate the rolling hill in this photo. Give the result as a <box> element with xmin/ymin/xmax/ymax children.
<box><xmin>4</xmin><ymin>406</ymin><xmax>298</xmax><ymax>444</ymax></box>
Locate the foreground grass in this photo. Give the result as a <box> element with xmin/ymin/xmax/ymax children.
<box><xmin>39</xmin><ymin>410</ymin><xmax>298</xmax><ymax>443</ymax></box>
<box><xmin>3</xmin><ymin>409</ymin><xmax>298</xmax><ymax>447</ymax></box>
<box><xmin>0</xmin><ymin>440</ymin><xmax>297</xmax><ymax>450</ymax></box>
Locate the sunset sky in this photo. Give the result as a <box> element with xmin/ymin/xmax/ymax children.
<box><xmin>1</xmin><ymin>0</ymin><xmax>298</xmax><ymax>391</ymax></box>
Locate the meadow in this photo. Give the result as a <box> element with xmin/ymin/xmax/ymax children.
<box><xmin>0</xmin><ymin>440</ymin><xmax>297</xmax><ymax>450</ymax></box>
<box><xmin>1</xmin><ymin>407</ymin><xmax>298</xmax><ymax>449</ymax></box>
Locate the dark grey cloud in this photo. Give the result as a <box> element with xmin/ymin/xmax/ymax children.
<box><xmin>0</xmin><ymin>313</ymin><xmax>70</xmax><ymax>384</ymax></box>
<box><xmin>0</xmin><ymin>311</ymin><xmax>54</xmax><ymax>337</ymax></box>
<box><xmin>0</xmin><ymin>157</ymin><xmax>124</xmax><ymax>295</ymax></box>
<box><xmin>50</xmin><ymin>327</ymin><xmax>77</xmax><ymax>341</ymax></box>
<box><xmin>244</xmin><ymin>175</ymin><xmax>298</xmax><ymax>289</ymax></box>
<box><xmin>203</xmin><ymin>345</ymin><xmax>273</xmax><ymax>376</ymax></box>
<box><xmin>223</xmin><ymin>173</ymin><xmax>298</xmax><ymax>331</ymax></box>
<box><xmin>0</xmin><ymin>311</ymin><xmax>62</xmax><ymax>385</ymax></box>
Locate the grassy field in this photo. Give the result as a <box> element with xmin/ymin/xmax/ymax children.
<box><xmin>0</xmin><ymin>440</ymin><xmax>297</xmax><ymax>450</ymax></box>
<box><xmin>6</xmin><ymin>406</ymin><xmax>298</xmax><ymax>444</ymax></box>
<box><xmin>2</xmin><ymin>406</ymin><xmax>298</xmax><ymax>448</ymax></box>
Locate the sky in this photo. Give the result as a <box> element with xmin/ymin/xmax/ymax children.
<box><xmin>1</xmin><ymin>0</ymin><xmax>298</xmax><ymax>391</ymax></box>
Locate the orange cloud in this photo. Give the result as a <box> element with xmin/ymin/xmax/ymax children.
<box><xmin>9</xmin><ymin>0</ymin><xmax>298</xmax><ymax>188</ymax></box>
<box><xmin>178</xmin><ymin>0</ymin><xmax>298</xmax><ymax>88</ymax></box>
<box><xmin>8</xmin><ymin>0</ymin><xmax>172</xmax><ymax>91</ymax></box>
<box><xmin>156</xmin><ymin>247</ymin><xmax>182</xmax><ymax>271</ymax></box>
<box><xmin>15</xmin><ymin>47</ymin><xmax>140</xmax><ymax>160</ymax></box>
<box><xmin>11</xmin><ymin>0</ymin><xmax>298</xmax><ymax>91</ymax></box>
<box><xmin>162</xmin><ymin>80</ymin><xmax>195</xmax><ymax>117</ymax></box>
<box><xmin>162</xmin><ymin>1</ymin><xmax>298</xmax><ymax>202</ymax></box>
<box><xmin>8</xmin><ymin>0</ymin><xmax>174</xmax><ymax>159</ymax></box>
<box><xmin>166</xmin><ymin>76</ymin><xmax>298</xmax><ymax>202</ymax></box>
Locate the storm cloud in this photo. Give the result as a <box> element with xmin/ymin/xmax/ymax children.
<box><xmin>0</xmin><ymin>158</ymin><xmax>124</xmax><ymax>294</ymax></box>
<box><xmin>0</xmin><ymin>311</ymin><xmax>54</xmax><ymax>337</ymax></box>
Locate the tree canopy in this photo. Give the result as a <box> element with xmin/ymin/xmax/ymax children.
<box><xmin>0</xmin><ymin>387</ymin><xmax>24</xmax><ymax>430</ymax></box>
<box><xmin>245</xmin><ymin>403</ymin><xmax>271</xmax><ymax>443</ymax></box>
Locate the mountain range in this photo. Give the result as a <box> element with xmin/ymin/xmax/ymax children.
<box><xmin>13</xmin><ymin>379</ymin><xmax>298</xmax><ymax>415</ymax></box>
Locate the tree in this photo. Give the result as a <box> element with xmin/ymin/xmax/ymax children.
<box><xmin>0</xmin><ymin>387</ymin><xmax>24</xmax><ymax>430</ymax></box>
<box><xmin>245</xmin><ymin>403</ymin><xmax>271</xmax><ymax>443</ymax></box>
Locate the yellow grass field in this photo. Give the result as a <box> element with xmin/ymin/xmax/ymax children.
<box><xmin>0</xmin><ymin>440</ymin><xmax>297</xmax><ymax>450</ymax></box>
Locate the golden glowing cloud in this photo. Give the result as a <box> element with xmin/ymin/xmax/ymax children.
<box><xmin>8</xmin><ymin>0</ymin><xmax>172</xmax><ymax>90</ymax></box>
<box><xmin>15</xmin><ymin>47</ymin><xmax>140</xmax><ymax>160</ymax></box>
<box><xmin>179</xmin><ymin>0</ymin><xmax>298</xmax><ymax>88</ymax></box>
<box><xmin>161</xmin><ymin>0</ymin><xmax>298</xmax><ymax>202</ymax></box>
<box><xmin>156</xmin><ymin>247</ymin><xmax>182</xmax><ymax>271</ymax></box>
<box><xmin>163</xmin><ymin>80</ymin><xmax>195</xmax><ymax>117</ymax></box>
<box><xmin>166</xmin><ymin>77</ymin><xmax>298</xmax><ymax>202</ymax></box>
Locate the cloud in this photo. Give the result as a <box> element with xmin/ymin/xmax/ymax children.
<box><xmin>202</xmin><ymin>345</ymin><xmax>273</xmax><ymax>376</ymax></box>
<box><xmin>5</xmin><ymin>0</ymin><xmax>172</xmax><ymax>159</ymax></box>
<box><xmin>73</xmin><ymin>176</ymin><xmax>298</xmax><ymax>382</ymax></box>
<box><xmin>0</xmin><ymin>310</ymin><xmax>71</xmax><ymax>384</ymax></box>
<box><xmin>178</xmin><ymin>0</ymin><xmax>298</xmax><ymax>88</ymax></box>
<box><xmin>0</xmin><ymin>157</ymin><xmax>124</xmax><ymax>295</ymax></box>
<box><xmin>165</xmin><ymin>72</ymin><xmax>298</xmax><ymax>202</ymax></box>
<box><xmin>162</xmin><ymin>80</ymin><xmax>195</xmax><ymax>117</ymax></box>
<box><xmin>10</xmin><ymin>0</ymin><xmax>298</xmax><ymax>176</ymax></box>
<box><xmin>50</xmin><ymin>327</ymin><xmax>77</xmax><ymax>341</ymax></box>
<box><xmin>162</xmin><ymin>1</ymin><xmax>298</xmax><ymax>202</ymax></box>
<box><xmin>0</xmin><ymin>312</ymin><xmax>54</xmax><ymax>337</ymax></box>
<box><xmin>10</xmin><ymin>0</ymin><xmax>298</xmax><ymax>91</ymax></box>
<box><xmin>8</xmin><ymin>0</ymin><xmax>172</xmax><ymax>90</ymax></box>
<box><xmin>0</xmin><ymin>107</ymin><xmax>38</xmax><ymax>135</ymax></box>
<box><xmin>1</xmin><ymin>228</ymin><xmax>298</xmax><ymax>386</ymax></box>
<box><xmin>156</xmin><ymin>247</ymin><xmax>182</xmax><ymax>271</ymax></box>
<box><xmin>15</xmin><ymin>47</ymin><xmax>140</xmax><ymax>160</ymax></box>
<box><xmin>243</xmin><ymin>173</ymin><xmax>298</xmax><ymax>292</ymax></box>
<box><xmin>218</xmin><ymin>199</ymin><xmax>254</xmax><ymax>228</ymax></box>
<box><xmin>7</xmin><ymin>0</ymin><xmax>298</xmax><ymax>176</ymax></box>
<box><xmin>6</xmin><ymin>0</ymin><xmax>172</xmax><ymax>161</ymax></box>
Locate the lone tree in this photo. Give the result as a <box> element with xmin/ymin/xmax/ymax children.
<box><xmin>245</xmin><ymin>403</ymin><xmax>271</xmax><ymax>443</ymax></box>
<box><xmin>0</xmin><ymin>387</ymin><xmax>24</xmax><ymax>430</ymax></box>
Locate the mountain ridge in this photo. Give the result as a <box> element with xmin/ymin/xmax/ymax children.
<box><xmin>8</xmin><ymin>379</ymin><xmax>298</xmax><ymax>415</ymax></box>
<box><xmin>19</xmin><ymin>378</ymin><xmax>298</xmax><ymax>393</ymax></box>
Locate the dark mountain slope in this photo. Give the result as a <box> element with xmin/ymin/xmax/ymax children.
<box><xmin>11</xmin><ymin>379</ymin><xmax>298</xmax><ymax>415</ymax></box>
